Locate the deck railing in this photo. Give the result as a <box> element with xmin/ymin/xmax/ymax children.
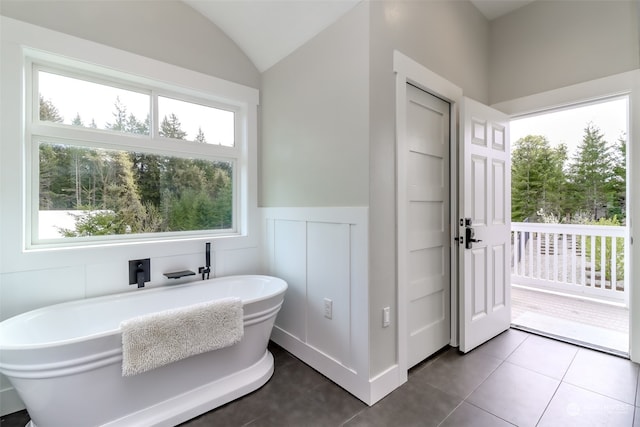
<box><xmin>511</xmin><ymin>222</ymin><xmax>629</xmax><ymax>306</ymax></box>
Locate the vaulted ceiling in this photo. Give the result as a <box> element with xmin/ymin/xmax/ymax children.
<box><xmin>184</xmin><ymin>0</ymin><xmax>534</xmax><ymax>73</ymax></box>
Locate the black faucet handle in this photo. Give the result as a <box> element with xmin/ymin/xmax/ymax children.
<box><xmin>205</xmin><ymin>242</ymin><xmax>211</xmax><ymax>267</ymax></box>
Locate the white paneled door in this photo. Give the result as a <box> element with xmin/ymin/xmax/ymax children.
<box><xmin>402</xmin><ymin>84</ymin><xmax>451</xmax><ymax>368</ymax></box>
<box><xmin>459</xmin><ymin>97</ymin><xmax>511</xmax><ymax>353</ymax></box>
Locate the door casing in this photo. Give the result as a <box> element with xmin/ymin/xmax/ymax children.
<box><xmin>394</xmin><ymin>51</ymin><xmax>463</xmax><ymax>380</ymax></box>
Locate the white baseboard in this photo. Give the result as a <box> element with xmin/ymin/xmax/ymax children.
<box><xmin>271</xmin><ymin>327</ymin><xmax>402</xmax><ymax>406</ymax></box>
<box><xmin>369</xmin><ymin>364</ymin><xmax>405</xmax><ymax>404</ymax></box>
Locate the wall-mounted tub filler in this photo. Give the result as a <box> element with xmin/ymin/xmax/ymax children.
<box><xmin>199</xmin><ymin>242</ymin><xmax>212</xmax><ymax>280</ymax></box>
<box><xmin>129</xmin><ymin>258</ymin><xmax>150</xmax><ymax>288</ymax></box>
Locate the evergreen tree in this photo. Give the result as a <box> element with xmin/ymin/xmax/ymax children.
<box><xmin>39</xmin><ymin>95</ymin><xmax>63</xmax><ymax>122</ymax></box>
<box><xmin>37</xmin><ymin>97</ymin><xmax>234</xmax><ymax>236</ymax></box>
<box><xmin>195</xmin><ymin>127</ymin><xmax>207</xmax><ymax>143</ymax></box>
<box><xmin>105</xmin><ymin>96</ymin><xmax>128</xmax><ymax>131</ymax></box>
<box><xmin>105</xmin><ymin>151</ymin><xmax>146</xmax><ymax>233</ymax></box>
<box><xmin>105</xmin><ymin>99</ymin><xmax>148</xmax><ymax>134</ymax></box>
<box><xmin>160</xmin><ymin>114</ymin><xmax>187</xmax><ymax>139</ymax></box>
<box><xmin>608</xmin><ymin>134</ymin><xmax>626</xmax><ymax>218</ymax></box>
<box><xmin>511</xmin><ymin>135</ymin><xmax>567</xmax><ymax>221</ymax></box>
<box><xmin>71</xmin><ymin>113</ymin><xmax>84</xmax><ymax>127</ymax></box>
<box><xmin>568</xmin><ymin>123</ymin><xmax>613</xmax><ymax>220</ymax></box>
<box><xmin>126</xmin><ymin>113</ymin><xmax>150</xmax><ymax>135</ymax></box>
<box><xmin>39</xmin><ymin>144</ymin><xmax>57</xmax><ymax>209</ymax></box>
<box><xmin>130</xmin><ymin>152</ymin><xmax>163</xmax><ymax>208</ymax></box>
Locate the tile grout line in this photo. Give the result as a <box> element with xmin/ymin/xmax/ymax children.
<box><xmin>532</xmin><ymin>347</ymin><xmax>580</xmax><ymax>426</ymax></box>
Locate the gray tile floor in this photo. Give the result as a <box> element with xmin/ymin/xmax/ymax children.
<box><xmin>2</xmin><ymin>329</ymin><xmax>639</xmax><ymax>426</ymax></box>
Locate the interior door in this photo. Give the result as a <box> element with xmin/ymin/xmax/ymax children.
<box><xmin>403</xmin><ymin>84</ymin><xmax>451</xmax><ymax>367</ymax></box>
<box><xmin>459</xmin><ymin>97</ymin><xmax>511</xmax><ymax>353</ymax></box>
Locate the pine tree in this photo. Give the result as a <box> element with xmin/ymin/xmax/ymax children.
<box><xmin>105</xmin><ymin>151</ymin><xmax>146</xmax><ymax>233</ymax></box>
<box><xmin>39</xmin><ymin>95</ymin><xmax>63</xmax><ymax>122</ymax></box>
<box><xmin>195</xmin><ymin>127</ymin><xmax>207</xmax><ymax>143</ymax></box>
<box><xmin>160</xmin><ymin>114</ymin><xmax>187</xmax><ymax>139</ymax></box>
<box><xmin>511</xmin><ymin>135</ymin><xmax>567</xmax><ymax>221</ymax></box>
<box><xmin>608</xmin><ymin>134</ymin><xmax>626</xmax><ymax>219</ymax></box>
<box><xmin>568</xmin><ymin>123</ymin><xmax>613</xmax><ymax>220</ymax></box>
<box><xmin>126</xmin><ymin>113</ymin><xmax>149</xmax><ymax>135</ymax></box>
<box><xmin>104</xmin><ymin>98</ymin><xmax>148</xmax><ymax>134</ymax></box>
<box><xmin>71</xmin><ymin>113</ymin><xmax>84</xmax><ymax>127</ymax></box>
<box><xmin>105</xmin><ymin>97</ymin><xmax>128</xmax><ymax>131</ymax></box>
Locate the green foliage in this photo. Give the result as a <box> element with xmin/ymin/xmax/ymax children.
<box><xmin>512</xmin><ymin>124</ymin><xmax>626</xmax><ymax>224</ymax></box>
<box><xmin>608</xmin><ymin>135</ymin><xmax>626</xmax><ymax>218</ymax></box>
<box><xmin>59</xmin><ymin>211</ymin><xmax>120</xmax><ymax>237</ymax></box>
<box><xmin>585</xmin><ymin>216</ymin><xmax>624</xmax><ymax>282</ymax></box>
<box><xmin>195</xmin><ymin>127</ymin><xmax>207</xmax><ymax>143</ymax></box>
<box><xmin>105</xmin><ymin>97</ymin><xmax>149</xmax><ymax>135</ymax></box>
<box><xmin>511</xmin><ymin>135</ymin><xmax>567</xmax><ymax>221</ymax></box>
<box><xmin>160</xmin><ymin>113</ymin><xmax>187</xmax><ymax>139</ymax></box>
<box><xmin>105</xmin><ymin>151</ymin><xmax>147</xmax><ymax>233</ymax></box>
<box><xmin>39</xmin><ymin>95</ymin><xmax>63</xmax><ymax>123</ymax></box>
<box><xmin>568</xmin><ymin>123</ymin><xmax>615</xmax><ymax>220</ymax></box>
<box><xmin>38</xmin><ymin>97</ymin><xmax>232</xmax><ymax>238</ymax></box>
<box><xmin>71</xmin><ymin>113</ymin><xmax>84</xmax><ymax>126</ymax></box>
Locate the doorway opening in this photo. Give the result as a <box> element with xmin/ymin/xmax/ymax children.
<box><xmin>508</xmin><ymin>96</ymin><xmax>630</xmax><ymax>356</ymax></box>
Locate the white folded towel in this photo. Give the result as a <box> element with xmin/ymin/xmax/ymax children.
<box><xmin>120</xmin><ymin>298</ymin><xmax>244</xmax><ymax>376</ymax></box>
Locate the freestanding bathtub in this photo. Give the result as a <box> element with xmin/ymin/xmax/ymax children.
<box><xmin>0</xmin><ymin>275</ymin><xmax>287</xmax><ymax>427</ymax></box>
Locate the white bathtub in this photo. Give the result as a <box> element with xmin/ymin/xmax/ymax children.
<box><xmin>0</xmin><ymin>275</ymin><xmax>287</xmax><ymax>427</ymax></box>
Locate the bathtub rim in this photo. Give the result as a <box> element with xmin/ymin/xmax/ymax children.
<box><xmin>0</xmin><ymin>274</ymin><xmax>287</xmax><ymax>351</ymax></box>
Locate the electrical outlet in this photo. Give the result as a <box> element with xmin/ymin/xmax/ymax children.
<box><xmin>324</xmin><ymin>298</ymin><xmax>333</xmax><ymax>319</ymax></box>
<box><xmin>383</xmin><ymin>307</ymin><xmax>390</xmax><ymax>327</ymax></box>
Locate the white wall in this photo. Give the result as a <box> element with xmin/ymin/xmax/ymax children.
<box><xmin>261</xmin><ymin>207</ymin><xmax>383</xmax><ymax>403</ymax></box>
<box><xmin>489</xmin><ymin>0</ymin><xmax>640</xmax><ymax>104</ymax></box>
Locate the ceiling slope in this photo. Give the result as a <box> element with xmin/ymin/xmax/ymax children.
<box><xmin>184</xmin><ymin>0</ymin><xmax>535</xmax><ymax>73</ymax></box>
<box><xmin>184</xmin><ymin>0</ymin><xmax>360</xmax><ymax>72</ymax></box>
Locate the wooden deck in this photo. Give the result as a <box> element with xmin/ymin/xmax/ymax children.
<box><xmin>511</xmin><ymin>285</ymin><xmax>630</xmax><ymax>355</ymax></box>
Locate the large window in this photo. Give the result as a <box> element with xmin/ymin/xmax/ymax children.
<box><xmin>30</xmin><ymin>63</ymin><xmax>242</xmax><ymax>244</ymax></box>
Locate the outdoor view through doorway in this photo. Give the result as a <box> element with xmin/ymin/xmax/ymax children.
<box><xmin>508</xmin><ymin>96</ymin><xmax>630</xmax><ymax>356</ymax></box>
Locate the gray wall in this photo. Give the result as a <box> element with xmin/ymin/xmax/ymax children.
<box><xmin>259</xmin><ymin>3</ymin><xmax>370</xmax><ymax>207</ymax></box>
<box><xmin>489</xmin><ymin>0</ymin><xmax>640</xmax><ymax>104</ymax></box>
<box><xmin>368</xmin><ymin>0</ymin><xmax>490</xmax><ymax>376</ymax></box>
<box><xmin>0</xmin><ymin>0</ymin><xmax>260</xmax><ymax>89</ymax></box>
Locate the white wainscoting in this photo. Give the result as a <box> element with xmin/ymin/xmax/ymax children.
<box><xmin>262</xmin><ymin>207</ymin><xmax>382</xmax><ymax>404</ymax></box>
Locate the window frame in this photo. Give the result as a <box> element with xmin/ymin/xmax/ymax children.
<box><xmin>0</xmin><ymin>17</ymin><xmax>259</xmax><ymax>269</ymax></box>
<box><xmin>28</xmin><ymin>59</ymin><xmax>245</xmax><ymax>247</ymax></box>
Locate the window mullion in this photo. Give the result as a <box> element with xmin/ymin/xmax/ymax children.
<box><xmin>151</xmin><ymin>90</ymin><xmax>159</xmax><ymax>139</ymax></box>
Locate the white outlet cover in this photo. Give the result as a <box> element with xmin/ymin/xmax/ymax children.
<box><xmin>324</xmin><ymin>298</ymin><xmax>333</xmax><ymax>319</ymax></box>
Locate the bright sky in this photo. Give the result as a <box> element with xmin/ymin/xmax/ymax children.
<box><xmin>510</xmin><ymin>97</ymin><xmax>628</xmax><ymax>158</ymax></box>
<box><xmin>39</xmin><ymin>71</ymin><xmax>234</xmax><ymax>146</ymax></box>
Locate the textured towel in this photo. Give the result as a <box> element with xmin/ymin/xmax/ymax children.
<box><xmin>120</xmin><ymin>298</ymin><xmax>243</xmax><ymax>376</ymax></box>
